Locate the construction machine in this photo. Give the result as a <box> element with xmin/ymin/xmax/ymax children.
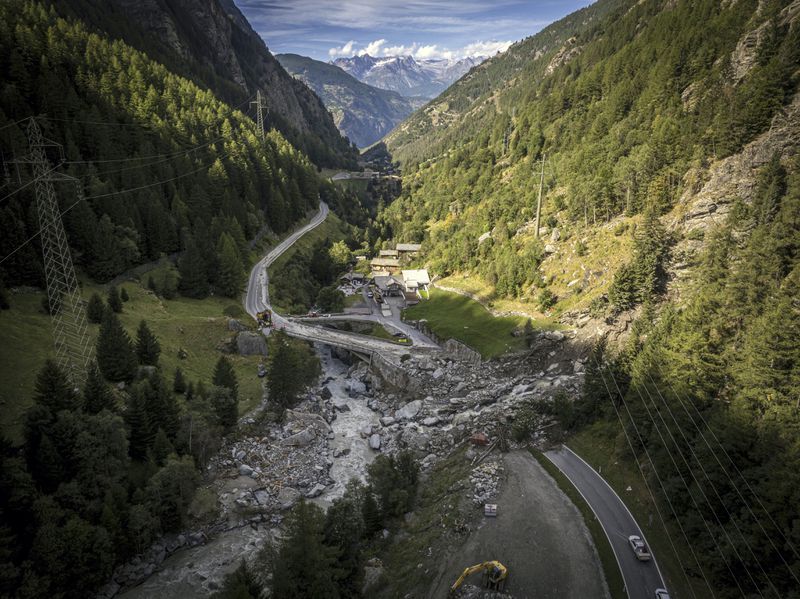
<box><xmin>256</xmin><ymin>309</ymin><xmax>272</xmax><ymax>328</ymax></box>
<box><xmin>449</xmin><ymin>560</ymin><xmax>508</xmax><ymax>595</ymax></box>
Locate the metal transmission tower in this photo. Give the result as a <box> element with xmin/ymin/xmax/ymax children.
<box><xmin>251</xmin><ymin>90</ymin><xmax>266</xmax><ymax>141</ymax></box>
<box><xmin>21</xmin><ymin>118</ymin><xmax>92</xmax><ymax>384</ymax></box>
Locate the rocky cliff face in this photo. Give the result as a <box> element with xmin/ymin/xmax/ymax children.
<box><xmin>58</xmin><ymin>0</ymin><xmax>356</xmax><ymax>167</ymax></box>
<box><xmin>277</xmin><ymin>53</ymin><xmax>420</xmax><ymax>147</ymax></box>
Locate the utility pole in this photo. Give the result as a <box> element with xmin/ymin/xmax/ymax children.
<box><xmin>534</xmin><ymin>153</ymin><xmax>546</xmax><ymax>239</ymax></box>
<box><xmin>251</xmin><ymin>90</ymin><xmax>265</xmax><ymax>141</ymax></box>
<box><xmin>20</xmin><ymin>118</ymin><xmax>92</xmax><ymax>385</ymax></box>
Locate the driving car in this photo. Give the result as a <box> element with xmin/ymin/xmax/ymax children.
<box><xmin>654</xmin><ymin>589</ymin><xmax>671</xmax><ymax>599</ymax></box>
<box><xmin>628</xmin><ymin>535</ymin><xmax>651</xmax><ymax>561</ymax></box>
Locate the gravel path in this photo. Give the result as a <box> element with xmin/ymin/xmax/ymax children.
<box><xmin>429</xmin><ymin>450</ymin><xmax>611</xmax><ymax>599</ymax></box>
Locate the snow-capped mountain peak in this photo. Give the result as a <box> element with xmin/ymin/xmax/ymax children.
<box><xmin>332</xmin><ymin>54</ymin><xmax>485</xmax><ymax>99</ymax></box>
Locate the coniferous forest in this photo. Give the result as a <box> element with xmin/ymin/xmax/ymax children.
<box><xmin>0</xmin><ymin>0</ymin><xmax>799</xmax><ymax>598</ymax></box>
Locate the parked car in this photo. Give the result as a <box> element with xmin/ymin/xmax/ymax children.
<box><xmin>628</xmin><ymin>535</ymin><xmax>651</xmax><ymax>561</ymax></box>
<box><xmin>654</xmin><ymin>589</ymin><xmax>671</xmax><ymax>599</ymax></box>
<box><xmin>366</xmin><ymin>291</ymin><xmax>374</xmax><ymax>298</ymax></box>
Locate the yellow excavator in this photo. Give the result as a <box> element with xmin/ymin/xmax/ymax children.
<box><xmin>449</xmin><ymin>560</ymin><xmax>508</xmax><ymax>595</ymax></box>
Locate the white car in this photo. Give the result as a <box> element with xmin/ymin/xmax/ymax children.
<box><xmin>654</xmin><ymin>589</ymin><xmax>670</xmax><ymax>599</ymax></box>
<box><xmin>628</xmin><ymin>535</ymin><xmax>651</xmax><ymax>561</ymax></box>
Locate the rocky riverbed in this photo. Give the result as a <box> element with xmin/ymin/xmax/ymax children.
<box><xmin>111</xmin><ymin>330</ymin><xmax>584</xmax><ymax>598</ymax></box>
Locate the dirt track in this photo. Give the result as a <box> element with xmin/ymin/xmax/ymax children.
<box><xmin>428</xmin><ymin>451</ymin><xmax>610</xmax><ymax>599</ymax></box>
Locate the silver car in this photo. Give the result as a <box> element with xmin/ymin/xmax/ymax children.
<box><xmin>654</xmin><ymin>589</ymin><xmax>670</xmax><ymax>599</ymax></box>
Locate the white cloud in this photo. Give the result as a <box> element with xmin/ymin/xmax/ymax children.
<box><xmin>328</xmin><ymin>40</ymin><xmax>356</xmax><ymax>58</ymax></box>
<box><xmin>327</xmin><ymin>38</ymin><xmax>512</xmax><ymax>61</ymax></box>
<box><xmin>459</xmin><ymin>40</ymin><xmax>513</xmax><ymax>57</ymax></box>
<box><xmin>358</xmin><ymin>39</ymin><xmax>387</xmax><ymax>56</ymax></box>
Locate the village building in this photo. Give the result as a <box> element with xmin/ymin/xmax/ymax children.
<box><xmin>400</xmin><ymin>269</ymin><xmax>430</xmax><ymax>293</ymax></box>
<box><xmin>373</xmin><ymin>275</ymin><xmax>405</xmax><ymax>296</ymax></box>
<box><xmin>379</xmin><ymin>249</ymin><xmax>399</xmax><ymax>258</ymax></box>
<box><xmin>370</xmin><ymin>257</ymin><xmax>400</xmax><ymax>272</ymax></box>
<box><xmin>396</xmin><ymin>243</ymin><xmax>422</xmax><ymax>255</ymax></box>
<box><xmin>339</xmin><ymin>272</ymin><xmax>366</xmax><ymax>286</ymax></box>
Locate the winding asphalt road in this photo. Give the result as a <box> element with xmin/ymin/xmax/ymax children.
<box><xmin>244</xmin><ymin>202</ymin><xmax>437</xmax><ymax>356</ymax></box>
<box><xmin>545</xmin><ymin>446</ymin><xmax>666</xmax><ymax>599</ymax></box>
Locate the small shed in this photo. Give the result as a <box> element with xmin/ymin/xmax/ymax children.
<box><xmin>396</xmin><ymin>243</ymin><xmax>422</xmax><ymax>254</ymax></box>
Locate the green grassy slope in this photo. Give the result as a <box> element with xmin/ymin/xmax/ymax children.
<box><xmin>0</xmin><ymin>283</ymin><xmax>264</xmax><ymax>444</ymax></box>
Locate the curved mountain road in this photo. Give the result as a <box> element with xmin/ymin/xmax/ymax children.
<box><xmin>545</xmin><ymin>446</ymin><xmax>667</xmax><ymax>599</ymax></box>
<box><xmin>244</xmin><ymin>201</ymin><xmax>437</xmax><ymax>357</ymax></box>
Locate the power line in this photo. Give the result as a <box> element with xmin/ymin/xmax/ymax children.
<box><xmin>0</xmin><ymin>148</ymin><xmax>232</xmax><ymax>267</ymax></box>
<box><xmin>590</xmin><ymin>348</ymin><xmax>725</xmax><ymax>598</ymax></box>
<box><xmin>634</xmin><ymin>377</ymin><xmax>771</xmax><ymax>596</ymax></box>
<box><xmin>644</xmin><ymin>359</ymin><xmax>800</xmax><ymax>586</ymax></box>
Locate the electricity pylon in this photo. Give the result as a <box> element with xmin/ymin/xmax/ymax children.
<box><xmin>20</xmin><ymin>118</ymin><xmax>92</xmax><ymax>385</ymax></box>
<box><xmin>251</xmin><ymin>90</ymin><xmax>266</xmax><ymax>141</ymax></box>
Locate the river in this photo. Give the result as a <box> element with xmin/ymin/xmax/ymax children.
<box><xmin>119</xmin><ymin>345</ymin><xmax>379</xmax><ymax>598</ymax></box>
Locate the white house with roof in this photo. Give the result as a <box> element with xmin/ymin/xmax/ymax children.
<box><xmin>400</xmin><ymin>269</ymin><xmax>430</xmax><ymax>293</ymax></box>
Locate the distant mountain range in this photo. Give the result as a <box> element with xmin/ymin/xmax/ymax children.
<box><xmin>332</xmin><ymin>54</ymin><xmax>485</xmax><ymax>99</ymax></box>
<box><xmin>277</xmin><ymin>54</ymin><xmax>424</xmax><ymax>148</ymax></box>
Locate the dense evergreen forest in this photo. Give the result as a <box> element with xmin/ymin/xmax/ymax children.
<box><xmin>376</xmin><ymin>0</ymin><xmax>800</xmax><ymax>596</ymax></box>
<box><xmin>0</xmin><ymin>1</ymin><xmax>326</xmax><ymax>296</ymax></box>
<box><xmin>380</xmin><ymin>0</ymin><xmax>799</xmax><ymax>300</ymax></box>
<box><xmin>49</xmin><ymin>0</ymin><xmax>359</xmax><ymax>169</ymax></box>
<box><xmin>0</xmin><ymin>2</ymin><xmax>362</xmax><ymax>596</ymax></box>
<box><xmin>571</xmin><ymin>154</ymin><xmax>800</xmax><ymax>598</ymax></box>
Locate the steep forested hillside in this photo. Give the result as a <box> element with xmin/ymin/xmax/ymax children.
<box><xmin>277</xmin><ymin>53</ymin><xmax>420</xmax><ymax>148</ymax></box>
<box><xmin>0</xmin><ymin>1</ymin><xmax>326</xmax><ymax>294</ymax></box>
<box><xmin>380</xmin><ymin>0</ymin><xmax>798</xmax><ymax>305</ymax></box>
<box><xmin>375</xmin><ymin>1</ymin><xmax>800</xmax><ymax>597</ymax></box>
<box><xmin>49</xmin><ymin>0</ymin><xmax>358</xmax><ymax>168</ymax></box>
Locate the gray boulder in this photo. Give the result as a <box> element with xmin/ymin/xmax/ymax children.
<box><xmin>280</xmin><ymin>427</ymin><xmax>316</xmax><ymax>447</ymax></box>
<box><xmin>238</xmin><ymin>464</ymin><xmax>254</xmax><ymax>477</ymax></box>
<box><xmin>278</xmin><ymin>487</ymin><xmax>301</xmax><ymax>510</ymax></box>
<box><xmin>320</xmin><ymin>386</ymin><xmax>332</xmax><ymax>400</ymax></box>
<box><xmin>396</xmin><ymin>399</ymin><xmax>422</xmax><ymax>421</ymax></box>
<box><xmin>228</xmin><ymin>318</ymin><xmax>248</xmax><ymax>332</ymax></box>
<box><xmin>237</xmin><ymin>331</ymin><xmax>268</xmax><ymax>356</ymax></box>
<box><xmin>369</xmin><ymin>434</ymin><xmax>382</xmax><ymax>450</ymax></box>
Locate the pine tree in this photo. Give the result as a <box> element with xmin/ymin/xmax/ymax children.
<box><xmin>86</xmin><ymin>293</ymin><xmax>105</xmax><ymax>324</ymax></box>
<box><xmin>142</xmin><ymin>373</ymin><xmax>180</xmax><ymax>440</ymax></box>
<box><xmin>270</xmin><ymin>500</ymin><xmax>341</xmax><ymax>599</ymax></box>
<box><xmin>215</xmin><ymin>233</ymin><xmax>245</xmax><ymax>298</ymax></box>
<box><xmin>152</xmin><ymin>428</ymin><xmax>174</xmax><ymax>466</ymax></box>
<box><xmin>210</xmin><ymin>386</ymin><xmax>238</xmax><ymax>431</ymax></box>
<box><xmin>214</xmin><ymin>560</ymin><xmax>262</xmax><ymax>599</ymax></box>
<box><xmin>173</xmin><ymin>368</ymin><xmax>187</xmax><ymax>394</ymax></box>
<box><xmin>34</xmin><ymin>359</ymin><xmax>80</xmax><ymax>413</ymax></box>
<box><xmin>212</xmin><ymin>356</ymin><xmax>238</xmax><ymax>401</ymax></box>
<box><xmin>266</xmin><ymin>330</ymin><xmax>320</xmax><ymax>414</ymax></box>
<box><xmin>135</xmin><ymin>320</ymin><xmax>161</xmax><ymax>366</ymax></box>
<box><xmin>120</xmin><ymin>287</ymin><xmax>130</xmax><ymax>302</ymax></box>
<box><xmin>96</xmin><ymin>310</ymin><xmax>137</xmax><ymax>382</ymax></box>
<box><xmin>125</xmin><ymin>385</ymin><xmax>154</xmax><ymax>460</ymax></box>
<box><xmin>83</xmin><ymin>361</ymin><xmax>115</xmax><ymax>414</ymax></box>
<box><xmin>107</xmin><ymin>286</ymin><xmax>123</xmax><ymax>314</ymax></box>
<box><xmin>361</xmin><ymin>488</ymin><xmax>382</xmax><ymax>537</ymax></box>
<box><xmin>178</xmin><ymin>238</ymin><xmax>209</xmax><ymax>299</ymax></box>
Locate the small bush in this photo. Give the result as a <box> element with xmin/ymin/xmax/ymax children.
<box><xmin>686</xmin><ymin>227</ymin><xmax>705</xmax><ymax>241</ymax></box>
<box><xmin>223</xmin><ymin>304</ymin><xmax>244</xmax><ymax>318</ymax></box>
<box><xmin>613</xmin><ymin>222</ymin><xmax>628</xmax><ymax>236</ymax></box>
<box><xmin>537</xmin><ymin>288</ymin><xmax>557</xmax><ymax>311</ymax></box>
<box><xmin>575</xmin><ymin>240</ymin><xmax>588</xmax><ymax>256</ymax></box>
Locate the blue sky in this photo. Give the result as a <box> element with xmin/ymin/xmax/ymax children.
<box><xmin>233</xmin><ymin>1</ymin><xmax>594</xmax><ymax>61</ymax></box>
